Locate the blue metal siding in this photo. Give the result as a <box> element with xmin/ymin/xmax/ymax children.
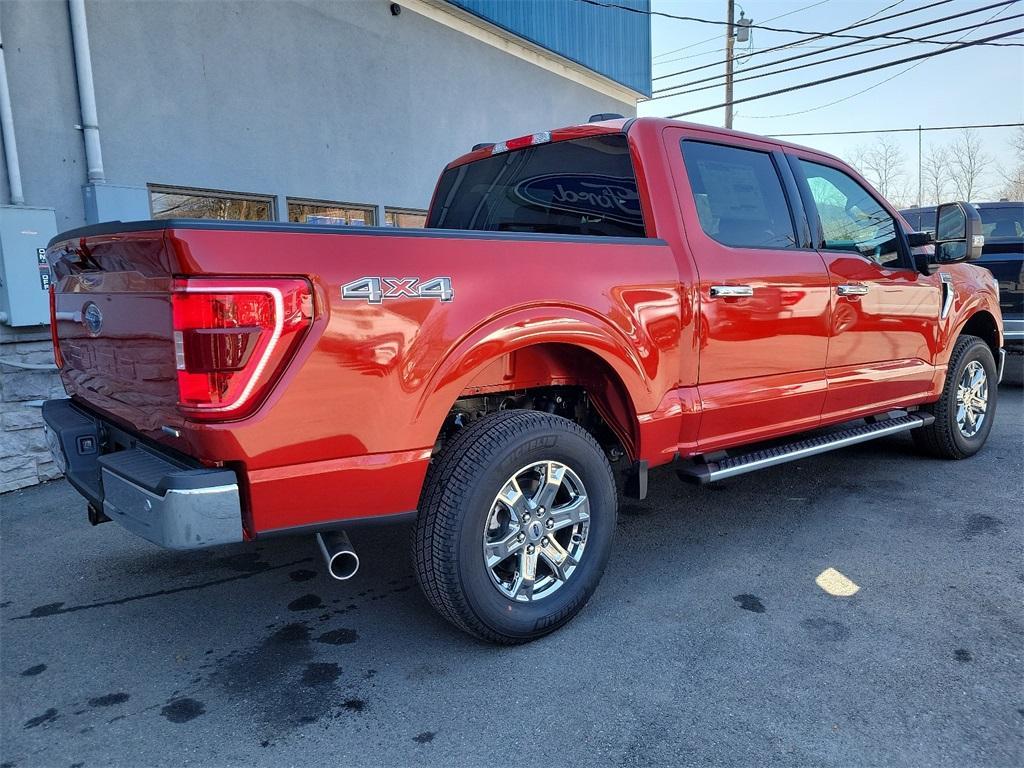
<box><xmin>444</xmin><ymin>0</ymin><xmax>651</xmax><ymax>96</ymax></box>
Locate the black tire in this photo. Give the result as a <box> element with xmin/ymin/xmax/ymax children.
<box><xmin>913</xmin><ymin>334</ymin><xmax>998</xmax><ymax>459</ymax></box>
<box><xmin>413</xmin><ymin>410</ymin><xmax>617</xmax><ymax>644</ymax></box>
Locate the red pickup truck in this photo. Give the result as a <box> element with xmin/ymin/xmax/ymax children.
<box><xmin>43</xmin><ymin>117</ymin><xmax>1004</xmax><ymax>643</ymax></box>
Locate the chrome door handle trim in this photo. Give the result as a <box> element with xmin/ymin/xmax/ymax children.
<box><xmin>709</xmin><ymin>285</ymin><xmax>754</xmax><ymax>298</ymax></box>
<box><xmin>836</xmin><ymin>284</ymin><xmax>869</xmax><ymax>296</ymax></box>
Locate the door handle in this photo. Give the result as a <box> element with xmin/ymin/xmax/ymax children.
<box><xmin>836</xmin><ymin>284</ymin><xmax>869</xmax><ymax>296</ymax></box>
<box><xmin>709</xmin><ymin>285</ymin><xmax>754</xmax><ymax>298</ymax></box>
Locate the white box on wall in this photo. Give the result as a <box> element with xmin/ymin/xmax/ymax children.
<box><xmin>0</xmin><ymin>206</ymin><xmax>58</xmax><ymax>327</ymax></box>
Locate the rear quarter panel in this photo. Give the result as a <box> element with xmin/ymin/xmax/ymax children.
<box><xmin>163</xmin><ymin>227</ymin><xmax>685</xmax><ymax>531</ymax></box>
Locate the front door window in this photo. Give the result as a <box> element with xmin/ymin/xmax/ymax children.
<box><xmin>798</xmin><ymin>160</ymin><xmax>902</xmax><ymax>267</ymax></box>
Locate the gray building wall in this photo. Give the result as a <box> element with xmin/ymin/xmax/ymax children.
<box><xmin>0</xmin><ymin>0</ymin><xmax>635</xmax><ymax>227</ymax></box>
<box><xmin>0</xmin><ymin>0</ymin><xmax>637</xmax><ymax>492</ymax></box>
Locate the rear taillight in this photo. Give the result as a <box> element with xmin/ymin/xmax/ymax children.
<box><xmin>171</xmin><ymin>278</ymin><xmax>313</xmax><ymax>418</ymax></box>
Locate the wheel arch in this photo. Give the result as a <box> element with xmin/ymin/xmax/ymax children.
<box><xmin>416</xmin><ymin>311</ymin><xmax>654</xmax><ymax>460</ymax></box>
<box><xmin>957</xmin><ymin>309</ymin><xmax>1001</xmax><ymax>364</ymax></box>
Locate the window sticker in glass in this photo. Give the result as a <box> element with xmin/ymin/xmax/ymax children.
<box><xmin>680</xmin><ymin>141</ymin><xmax>797</xmax><ymax>249</ymax></box>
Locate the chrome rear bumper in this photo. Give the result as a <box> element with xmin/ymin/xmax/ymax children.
<box><xmin>42</xmin><ymin>399</ymin><xmax>243</xmax><ymax>550</ymax></box>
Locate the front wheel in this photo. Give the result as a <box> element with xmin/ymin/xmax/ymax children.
<box><xmin>913</xmin><ymin>334</ymin><xmax>998</xmax><ymax>459</ymax></box>
<box><xmin>413</xmin><ymin>410</ymin><xmax>617</xmax><ymax>644</ymax></box>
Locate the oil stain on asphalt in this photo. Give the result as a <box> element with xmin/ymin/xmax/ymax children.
<box><xmin>800</xmin><ymin>618</ymin><xmax>851</xmax><ymax>642</ymax></box>
<box><xmin>317</xmin><ymin>628</ymin><xmax>359</xmax><ymax>645</ymax></box>
<box><xmin>733</xmin><ymin>594</ymin><xmax>766</xmax><ymax>613</ymax></box>
<box><xmin>961</xmin><ymin>513</ymin><xmax>1003</xmax><ymax>541</ymax></box>
<box><xmin>87</xmin><ymin>693</ymin><xmax>129</xmax><ymax>708</ymax></box>
<box><xmin>23</xmin><ymin>708</ymin><xmax>58</xmax><ymax>729</ymax></box>
<box><xmin>287</xmin><ymin>594</ymin><xmax>323</xmax><ymax>611</ymax></box>
<box><xmin>202</xmin><ymin>619</ymin><xmax>360</xmax><ymax>734</ymax></box>
<box><xmin>160</xmin><ymin>698</ymin><xmax>206</xmax><ymax>724</ymax></box>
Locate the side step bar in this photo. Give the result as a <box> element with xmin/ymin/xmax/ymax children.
<box><xmin>677</xmin><ymin>412</ymin><xmax>934</xmax><ymax>484</ymax></box>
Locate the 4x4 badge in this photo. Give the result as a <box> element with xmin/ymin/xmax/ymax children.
<box><xmin>341</xmin><ymin>277</ymin><xmax>454</xmax><ymax>304</ymax></box>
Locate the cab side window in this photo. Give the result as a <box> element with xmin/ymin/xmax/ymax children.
<box><xmin>799</xmin><ymin>160</ymin><xmax>901</xmax><ymax>266</ymax></box>
<box><xmin>681</xmin><ymin>141</ymin><xmax>797</xmax><ymax>250</ymax></box>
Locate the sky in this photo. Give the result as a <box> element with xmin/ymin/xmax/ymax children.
<box><xmin>638</xmin><ymin>0</ymin><xmax>1024</xmax><ymax>203</ymax></box>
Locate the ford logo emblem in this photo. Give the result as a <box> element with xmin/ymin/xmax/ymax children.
<box><xmin>83</xmin><ymin>302</ymin><xmax>103</xmax><ymax>336</ymax></box>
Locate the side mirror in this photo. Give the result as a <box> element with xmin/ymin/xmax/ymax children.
<box><xmin>934</xmin><ymin>202</ymin><xmax>984</xmax><ymax>263</ymax></box>
<box><xmin>907</xmin><ymin>231</ymin><xmax>933</xmax><ymax>247</ymax></box>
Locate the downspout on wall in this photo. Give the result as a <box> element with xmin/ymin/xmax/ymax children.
<box><xmin>0</xmin><ymin>17</ymin><xmax>25</xmax><ymax>204</ymax></box>
<box><xmin>68</xmin><ymin>0</ymin><xmax>104</xmax><ymax>184</ymax></box>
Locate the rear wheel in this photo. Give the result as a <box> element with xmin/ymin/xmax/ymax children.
<box><xmin>913</xmin><ymin>334</ymin><xmax>998</xmax><ymax>459</ymax></box>
<box><xmin>413</xmin><ymin>410</ymin><xmax>617</xmax><ymax>644</ymax></box>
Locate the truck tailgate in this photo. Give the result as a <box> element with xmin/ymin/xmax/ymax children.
<box><xmin>47</xmin><ymin>230</ymin><xmax>183</xmax><ymax>440</ymax></box>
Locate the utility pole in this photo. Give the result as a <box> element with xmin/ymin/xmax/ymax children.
<box><xmin>917</xmin><ymin>124</ymin><xmax>923</xmax><ymax>207</ymax></box>
<box><xmin>725</xmin><ymin>0</ymin><xmax>735</xmax><ymax>129</ymax></box>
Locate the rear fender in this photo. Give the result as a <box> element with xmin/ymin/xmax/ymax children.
<box><xmin>415</xmin><ymin>308</ymin><xmax>654</xmax><ymax>456</ymax></box>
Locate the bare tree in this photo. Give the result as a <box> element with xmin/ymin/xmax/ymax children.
<box><xmin>852</xmin><ymin>136</ymin><xmax>909</xmax><ymax>202</ymax></box>
<box><xmin>998</xmin><ymin>126</ymin><xmax>1024</xmax><ymax>201</ymax></box>
<box><xmin>921</xmin><ymin>144</ymin><xmax>950</xmax><ymax>206</ymax></box>
<box><xmin>949</xmin><ymin>128</ymin><xmax>992</xmax><ymax>201</ymax></box>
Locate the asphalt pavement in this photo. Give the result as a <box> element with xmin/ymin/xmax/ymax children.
<box><xmin>2</xmin><ymin>388</ymin><xmax>1022</xmax><ymax>767</ymax></box>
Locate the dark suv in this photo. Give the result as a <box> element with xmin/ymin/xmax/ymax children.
<box><xmin>902</xmin><ymin>202</ymin><xmax>1023</xmax><ymax>383</ymax></box>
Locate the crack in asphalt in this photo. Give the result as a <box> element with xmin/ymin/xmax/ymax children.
<box><xmin>10</xmin><ymin>557</ymin><xmax>314</xmax><ymax>620</ymax></box>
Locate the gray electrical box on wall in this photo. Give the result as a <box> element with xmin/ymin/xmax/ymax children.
<box><xmin>0</xmin><ymin>206</ymin><xmax>58</xmax><ymax>327</ymax></box>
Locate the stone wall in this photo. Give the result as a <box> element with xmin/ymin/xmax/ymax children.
<box><xmin>0</xmin><ymin>325</ymin><xmax>65</xmax><ymax>493</ymax></box>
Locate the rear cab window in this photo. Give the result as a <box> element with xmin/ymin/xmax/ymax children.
<box><xmin>679</xmin><ymin>140</ymin><xmax>797</xmax><ymax>250</ymax></box>
<box><xmin>427</xmin><ymin>134</ymin><xmax>646</xmax><ymax>237</ymax></box>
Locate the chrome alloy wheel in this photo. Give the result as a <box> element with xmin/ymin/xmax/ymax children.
<box><xmin>955</xmin><ymin>360</ymin><xmax>989</xmax><ymax>438</ymax></box>
<box><xmin>482</xmin><ymin>461</ymin><xmax>590</xmax><ymax>602</ymax></box>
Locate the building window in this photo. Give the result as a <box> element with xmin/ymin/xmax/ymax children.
<box><xmin>384</xmin><ymin>208</ymin><xmax>428</xmax><ymax>228</ymax></box>
<box><xmin>287</xmin><ymin>199</ymin><xmax>376</xmax><ymax>226</ymax></box>
<box><xmin>149</xmin><ymin>185</ymin><xmax>275</xmax><ymax>221</ymax></box>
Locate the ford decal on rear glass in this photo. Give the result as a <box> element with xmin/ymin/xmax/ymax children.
<box><xmin>512</xmin><ymin>173</ymin><xmax>642</xmax><ymax>225</ymax></box>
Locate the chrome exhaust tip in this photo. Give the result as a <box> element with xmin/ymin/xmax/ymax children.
<box><xmin>315</xmin><ymin>530</ymin><xmax>359</xmax><ymax>580</ymax></box>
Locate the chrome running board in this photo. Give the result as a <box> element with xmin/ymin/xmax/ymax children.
<box><xmin>677</xmin><ymin>412</ymin><xmax>934</xmax><ymax>484</ymax></box>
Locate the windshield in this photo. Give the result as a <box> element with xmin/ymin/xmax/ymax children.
<box><xmin>978</xmin><ymin>205</ymin><xmax>1024</xmax><ymax>242</ymax></box>
<box><xmin>427</xmin><ymin>134</ymin><xmax>646</xmax><ymax>238</ymax></box>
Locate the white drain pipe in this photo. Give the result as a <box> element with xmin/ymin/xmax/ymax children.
<box><xmin>0</xmin><ymin>17</ymin><xmax>25</xmax><ymax>204</ymax></box>
<box><xmin>68</xmin><ymin>0</ymin><xmax>104</xmax><ymax>183</ymax></box>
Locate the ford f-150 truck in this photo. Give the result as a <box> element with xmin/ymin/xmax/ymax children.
<box><xmin>42</xmin><ymin>117</ymin><xmax>1004</xmax><ymax>643</ymax></box>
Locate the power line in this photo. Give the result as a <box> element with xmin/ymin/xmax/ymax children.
<box><xmin>741</xmin><ymin>3</ymin><xmax>1016</xmax><ymax>119</ymax></box>
<box><xmin>580</xmin><ymin>0</ymin><xmax>1014</xmax><ymax>47</ymax></box>
<box><xmin>649</xmin><ymin>9</ymin><xmax>1023</xmax><ymax>101</ymax></box>
<box><xmin>652</xmin><ymin>0</ymin><xmax>838</xmax><ymax>61</ymax></box>
<box><xmin>767</xmin><ymin>122</ymin><xmax>1023</xmax><ymax>137</ymax></box>
<box><xmin>654</xmin><ymin>0</ymin><xmax>946</xmax><ymax>78</ymax></box>
<box><xmin>665</xmin><ymin>26</ymin><xmax>1023</xmax><ymax>119</ymax></box>
<box><xmin>652</xmin><ymin>0</ymin><xmax>1017</xmax><ymax>93</ymax></box>
<box><xmin>656</xmin><ymin>40</ymin><xmax>905</xmax><ymax>68</ymax></box>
